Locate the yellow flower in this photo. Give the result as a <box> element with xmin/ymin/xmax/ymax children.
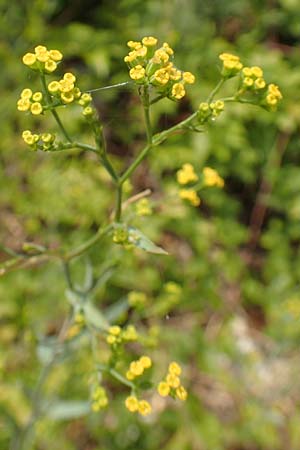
<box><xmin>243</xmin><ymin>77</ymin><xmax>254</xmax><ymax>87</ymax></box>
<box><xmin>135</xmin><ymin>198</ymin><xmax>152</xmax><ymax>216</ymax></box>
<box><xmin>22</xmin><ymin>53</ymin><xmax>36</xmax><ymax>66</ymax></box>
<box><xmin>22</xmin><ymin>130</ymin><xmax>32</xmax><ymax>139</ymax></box>
<box><xmin>154</xmin><ymin>68</ymin><xmax>169</xmax><ymax>85</ymax></box>
<box><xmin>36</xmin><ymin>51</ymin><xmax>49</xmax><ymax>63</ymax></box>
<box><xmin>21</xmin><ymin>88</ymin><xmax>32</xmax><ymax>99</ymax></box>
<box><xmin>219</xmin><ymin>52</ymin><xmax>240</xmax><ymax>62</ymax></box>
<box><xmin>129</xmin><ymin>65</ymin><xmax>146</xmax><ymax>81</ymax></box>
<box><xmin>48</xmin><ymin>81</ymin><xmax>60</xmax><ymax>93</ymax></box>
<box><xmin>41</xmin><ymin>133</ymin><xmax>53</xmax><ymax>143</ymax></box>
<box><xmin>129</xmin><ymin>360</ymin><xmax>144</xmax><ymax>377</ymax></box>
<box><xmin>138</xmin><ymin>400</ymin><xmax>152</xmax><ymax>416</ymax></box>
<box><xmin>157</xmin><ymin>381</ymin><xmax>170</xmax><ymax>397</ymax></box>
<box><xmin>127</xmin><ymin>41</ymin><xmax>142</xmax><ymax>50</ymax></box>
<box><xmin>168</xmin><ymin>361</ymin><xmax>182</xmax><ymax>376</ymax></box>
<box><xmin>163</xmin><ymin>42</ymin><xmax>174</xmax><ymax>55</ymax></box>
<box><xmin>126</xmin><ymin>370</ymin><xmax>135</xmax><ymax>381</ymax></box>
<box><xmin>219</xmin><ymin>53</ymin><xmax>243</xmax><ymax>76</ymax></box>
<box><xmin>59</xmin><ymin>79</ymin><xmax>74</xmax><ymax>93</ymax></box>
<box><xmin>166</xmin><ymin>373</ymin><xmax>180</xmax><ymax>388</ymax></box>
<box><xmin>82</xmin><ymin>106</ymin><xmax>94</xmax><ymax>116</ymax></box>
<box><xmin>171</xmin><ymin>83</ymin><xmax>185</xmax><ymax>100</ymax></box>
<box><xmin>251</xmin><ymin>66</ymin><xmax>263</xmax><ymax>78</ymax></box>
<box><xmin>254</xmin><ymin>78</ymin><xmax>266</xmax><ymax>89</ymax></box>
<box><xmin>122</xmin><ymin>325</ymin><xmax>138</xmax><ymax>341</ymax></box>
<box><xmin>176</xmin><ymin>386</ymin><xmax>188</xmax><ymax>401</ymax></box>
<box><xmin>139</xmin><ymin>356</ymin><xmax>152</xmax><ymax>369</ymax></box>
<box><xmin>203</xmin><ymin>167</ymin><xmax>224</xmax><ymax>188</ymax></box>
<box><xmin>268</xmin><ymin>83</ymin><xmax>282</xmax><ymax>99</ymax></box>
<box><xmin>17</xmin><ymin>98</ymin><xmax>31</xmax><ymax>112</ymax></box>
<box><xmin>125</xmin><ymin>395</ymin><xmax>139</xmax><ymax>412</ymax></box>
<box><xmin>22</xmin><ymin>131</ymin><xmax>36</xmax><ymax>145</ymax></box>
<box><xmin>49</xmin><ymin>49</ymin><xmax>63</xmax><ymax>61</ymax></box>
<box><xmin>61</xmin><ymin>92</ymin><xmax>74</xmax><ymax>104</ymax></box>
<box><xmin>32</xmin><ymin>92</ymin><xmax>43</xmax><ymax>102</ymax></box>
<box><xmin>30</xmin><ymin>102</ymin><xmax>43</xmax><ymax>115</ymax></box>
<box><xmin>266</xmin><ymin>94</ymin><xmax>277</xmax><ymax>106</ymax></box>
<box><xmin>177</xmin><ymin>163</ymin><xmax>198</xmax><ymax>185</ymax></box>
<box><xmin>182</xmin><ymin>71</ymin><xmax>195</xmax><ymax>84</ymax></box>
<box><xmin>64</xmin><ymin>72</ymin><xmax>76</xmax><ymax>83</ymax></box>
<box><xmin>169</xmin><ymin>68</ymin><xmax>182</xmax><ymax>81</ymax></box>
<box><xmin>109</xmin><ymin>325</ymin><xmax>121</xmax><ymax>336</ymax></box>
<box><xmin>242</xmin><ymin>67</ymin><xmax>252</xmax><ymax>77</ymax></box>
<box><xmin>135</xmin><ymin>46</ymin><xmax>147</xmax><ymax>58</ymax></box>
<box><xmin>35</xmin><ymin>45</ymin><xmax>47</xmax><ymax>54</ymax></box>
<box><xmin>78</xmin><ymin>93</ymin><xmax>92</xmax><ymax>106</ymax></box>
<box><xmin>152</xmin><ymin>49</ymin><xmax>169</xmax><ymax>64</ymax></box>
<box><xmin>179</xmin><ymin>189</ymin><xmax>200</xmax><ymax>206</ymax></box>
<box><xmin>106</xmin><ymin>334</ymin><xmax>117</xmax><ymax>345</ymax></box>
<box><xmin>142</xmin><ymin>36</ymin><xmax>158</xmax><ymax>46</ymax></box>
<box><xmin>45</xmin><ymin>60</ymin><xmax>57</xmax><ymax>73</ymax></box>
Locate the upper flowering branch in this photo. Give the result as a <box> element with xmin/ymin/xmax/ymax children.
<box><xmin>124</xmin><ymin>37</ymin><xmax>195</xmax><ymax>101</ymax></box>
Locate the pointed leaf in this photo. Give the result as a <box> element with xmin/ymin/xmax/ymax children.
<box><xmin>128</xmin><ymin>227</ymin><xmax>168</xmax><ymax>255</ymax></box>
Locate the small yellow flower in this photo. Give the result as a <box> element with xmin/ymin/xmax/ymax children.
<box><xmin>214</xmin><ymin>100</ymin><xmax>224</xmax><ymax>111</ymax></box>
<box><xmin>142</xmin><ymin>36</ymin><xmax>158</xmax><ymax>47</ymax></box>
<box><xmin>122</xmin><ymin>325</ymin><xmax>138</xmax><ymax>341</ymax></box>
<box><xmin>254</xmin><ymin>78</ymin><xmax>266</xmax><ymax>89</ymax></box>
<box><xmin>171</xmin><ymin>83</ymin><xmax>185</xmax><ymax>100</ymax></box>
<box><xmin>138</xmin><ymin>400</ymin><xmax>152</xmax><ymax>416</ymax></box>
<box><xmin>251</xmin><ymin>66</ymin><xmax>263</xmax><ymax>78</ymax></box>
<box><xmin>35</xmin><ymin>45</ymin><xmax>47</xmax><ymax>54</ymax></box>
<box><xmin>22</xmin><ymin>53</ymin><xmax>36</xmax><ymax>66</ymax></box>
<box><xmin>168</xmin><ymin>362</ymin><xmax>182</xmax><ymax>376</ymax></box>
<box><xmin>129</xmin><ymin>65</ymin><xmax>146</xmax><ymax>81</ymax></box>
<box><xmin>17</xmin><ymin>98</ymin><xmax>31</xmax><ymax>112</ymax></box>
<box><xmin>106</xmin><ymin>334</ymin><xmax>117</xmax><ymax>345</ymax></box>
<box><xmin>182</xmin><ymin>71</ymin><xmax>195</xmax><ymax>84</ymax></box>
<box><xmin>219</xmin><ymin>52</ymin><xmax>240</xmax><ymax>62</ymax></box>
<box><xmin>179</xmin><ymin>189</ymin><xmax>200</xmax><ymax>206</ymax></box>
<box><xmin>243</xmin><ymin>77</ymin><xmax>254</xmax><ymax>87</ymax></box>
<box><xmin>127</xmin><ymin>41</ymin><xmax>142</xmax><ymax>50</ymax></box>
<box><xmin>49</xmin><ymin>49</ymin><xmax>63</xmax><ymax>61</ymax></box>
<box><xmin>91</xmin><ymin>402</ymin><xmax>101</xmax><ymax>412</ymax></box>
<box><xmin>130</xmin><ymin>360</ymin><xmax>144</xmax><ymax>376</ymax></box>
<box><xmin>139</xmin><ymin>356</ymin><xmax>152</xmax><ymax>369</ymax></box>
<box><xmin>109</xmin><ymin>325</ymin><xmax>121</xmax><ymax>336</ymax></box>
<box><xmin>242</xmin><ymin>67</ymin><xmax>252</xmax><ymax>77</ymax></box>
<box><xmin>36</xmin><ymin>51</ymin><xmax>49</xmax><ymax>63</ymax></box>
<box><xmin>32</xmin><ymin>92</ymin><xmax>43</xmax><ymax>102</ymax></box>
<box><xmin>154</xmin><ymin>68</ymin><xmax>169</xmax><ymax>85</ymax></box>
<box><xmin>22</xmin><ymin>133</ymin><xmax>36</xmax><ymax>145</ymax></box>
<box><xmin>59</xmin><ymin>79</ymin><xmax>74</xmax><ymax>93</ymax></box>
<box><xmin>63</xmin><ymin>72</ymin><xmax>76</xmax><ymax>83</ymax></box>
<box><xmin>135</xmin><ymin>198</ymin><xmax>152</xmax><ymax>216</ymax></box>
<box><xmin>157</xmin><ymin>381</ymin><xmax>170</xmax><ymax>397</ymax></box>
<box><xmin>268</xmin><ymin>83</ymin><xmax>282</xmax><ymax>99</ymax></box>
<box><xmin>152</xmin><ymin>49</ymin><xmax>169</xmax><ymax>64</ymax></box>
<box><xmin>61</xmin><ymin>92</ymin><xmax>74</xmax><ymax>104</ymax></box>
<box><xmin>45</xmin><ymin>60</ymin><xmax>57</xmax><ymax>73</ymax></box>
<box><xmin>169</xmin><ymin>68</ymin><xmax>182</xmax><ymax>81</ymax></box>
<box><xmin>203</xmin><ymin>167</ymin><xmax>224</xmax><ymax>188</ymax></box>
<box><xmin>41</xmin><ymin>133</ymin><xmax>53</xmax><ymax>143</ymax></box>
<box><xmin>135</xmin><ymin>46</ymin><xmax>147</xmax><ymax>58</ymax></box>
<box><xmin>21</xmin><ymin>88</ymin><xmax>33</xmax><ymax>99</ymax></box>
<box><xmin>266</xmin><ymin>94</ymin><xmax>277</xmax><ymax>106</ymax></box>
<box><xmin>82</xmin><ymin>106</ymin><xmax>94</xmax><ymax>116</ymax></box>
<box><xmin>126</xmin><ymin>370</ymin><xmax>135</xmax><ymax>381</ymax></box>
<box><xmin>22</xmin><ymin>130</ymin><xmax>32</xmax><ymax>139</ymax></box>
<box><xmin>79</xmin><ymin>93</ymin><xmax>92</xmax><ymax>105</ymax></box>
<box><xmin>48</xmin><ymin>81</ymin><xmax>60</xmax><ymax>94</ymax></box>
<box><xmin>125</xmin><ymin>395</ymin><xmax>139</xmax><ymax>412</ymax></box>
<box><xmin>30</xmin><ymin>102</ymin><xmax>43</xmax><ymax>115</ymax></box>
<box><xmin>162</xmin><ymin>42</ymin><xmax>174</xmax><ymax>55</ymax></box>
<box><xmin>177</xmin><ymin>163</ymin><xmax>198</xmax><ymax>185</ymax></box>
<box><xmin>176</xmin><ymin>385</ymin><xmax>188</xmax><ymax>401</ymax></box>
<box><xmin>166</xmin><ymin>373</ymin><xmax>181</xmax><ymax>388</ymax></box>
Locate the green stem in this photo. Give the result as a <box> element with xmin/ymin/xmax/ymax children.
<box><xmin>115</xmin><ymin>185</ymin><xmax>123</xmax><ymax>222</ymax></box>
<box><xmin>206</xmin><ymin>78</ymin><xmax>226</xmax><ymax>103</ymax></box>
<box><xmin>65</xmin><ymin>225</ymin><xmax>112</xmax><ymax>261</ymax></box>
<box><xmin>142</xmin><ymin>86</ymin><xmax>152</xmax><ymax>145</ymax></box>
<box><xmin>119</xmin><ymin>144</ymin><xmax>151</xmax><ymax>185</ymax></box>
<box><xmin>97</xmin><ymin>364</ymin><xmax>135</xmax><ymax>389</ymax></box>
<box><xmin>152</xmin><ymin>111</ymin><xmax>198</xmax><ymax>146</ymax></box>
<box><xmin>40</xmin><ymin>72</ymin><xmax>72</xmax><ymax>143</ymax></box>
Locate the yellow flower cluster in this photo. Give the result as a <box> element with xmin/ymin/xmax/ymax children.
<box><xmin>179</xmin><ymin>189</ymin><xmax>201</xmax><ymax>207</ymax></box>
<box><xmin>265</xmin><ymin>83</ymin><xmax>282</xmax><ymax>109</ymax></box>
<box><xmin>198</xmin><ymin>100</ymin><xmax>225</xmax><ymax>122</ymax></box>
<box><xmin>91</xmin><ymin>386</ymin><xmax>108</xmax><ymax>412</ymax></box>
<box><xmin>177</xmin><ymin>163</ymin><xmax>198</xmax><ymax>185</ymax></box>
<box><xmin>203</xmin><ymin>167</ymin><xmax>224</xmax><ymax>188</ymax></box>
<box><xmin>135</xmin><ymin>198</ymin><xmax>152</xmax><ymax>216</ymax></box>
<box><xmin>22</xmin><ymin>45</ymin><xmax>62</xmax><ymax>73</ymax></box>
<box><xmin>128</xmin><ymin>291</ymin><xmax>148</xmax><ymax>308</ymax></box>
<box><xmin>125</xmin><ymin>395</ymin><xmax>152</xmax><ymax>416</ymax></box>
<box><xmin>47</xmin><ymin>72</ymin><xmax>82</xmax><ymax>105</ymax></box>
<box><xmin>219</xmin><ymin>52</ymin><xmax>243</xmax><ymax>77</ymax></box>
<box><xmin>126</xmin><ymin>355</ymin><xmax>152</xmax><ymax>380</ymax></box>
<box><xmin>242</xmin><ymin>66</ymin><xmax>266</xmax><ymax>90</ymax></box>
<box><xmin>157</xmin><ymin>361</ymin><xmax>187</xmax><ymax>401</ymax></box>
<box><xmin>106</xmin><ymin>324</ymin><xmax>138</xmax><ymax>345</ymax></box>
<box><xmin>22</xmin><ymin>130</ymin><xmax>56</xmax><ymax>151</ymax></box>
<box><xmin>124</xmin><ymin>37</ymin><xmax>195</xmax><ymax>100</ymax></box>
<box><xmin>17</xmin><ymin>89</ymin><xmax>44</xmax><ymax>115</ymax></box>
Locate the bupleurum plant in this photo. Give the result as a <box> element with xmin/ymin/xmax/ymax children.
<box><xmin>7</xmin><ymin>38</ymin><xmax>282</xmax><ymax>449</ymax></box>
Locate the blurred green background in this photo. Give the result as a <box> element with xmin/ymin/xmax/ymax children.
<box><xmin>1</xmin><ymin>0</ymin><xmax>300</xmax><ymax>449</ymax></box>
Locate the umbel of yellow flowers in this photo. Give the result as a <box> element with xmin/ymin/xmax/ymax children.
<box><xmin>124</xmin><ymin>36</ymin><xmax>195</xmax><ymax>101</ymax></box>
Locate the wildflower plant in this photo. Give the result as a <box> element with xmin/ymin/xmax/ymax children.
<box><xmin>5</xmin><ymin>39</ymin><xmax>282</xmax><ymax>449</ymax></box>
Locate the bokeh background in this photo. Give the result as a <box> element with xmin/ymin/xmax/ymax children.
<box><xmin>1</xmin><ymin>1</ymin><xmax>300</xmax><ymax>449</ymax></box>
